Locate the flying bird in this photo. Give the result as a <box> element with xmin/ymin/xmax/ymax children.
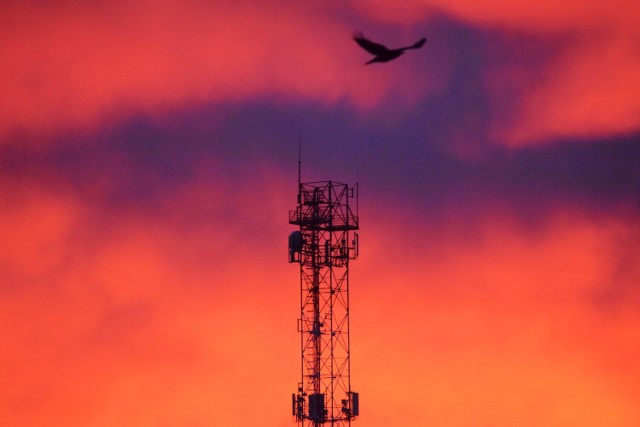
<box><xmin>353</xmin><ymin>31</ymin><xmax>427</xmax><ymax>65</ymax></box>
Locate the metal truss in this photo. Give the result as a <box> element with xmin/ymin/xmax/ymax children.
<box><xmin>289</xmin><ymin>181</ymin><xmax>360</xmax><ymax>427</ymax></box>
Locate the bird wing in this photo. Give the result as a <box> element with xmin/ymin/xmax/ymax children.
<box><xmin>401</xmin><ymin>38</ymin><xmax>427</xmax><ymax>51</ymax></box>
<box><xmin>352</xmin><ymin>31</ymin><xmax>390</xmax><ymax>55</ymax></box>
<box><xmin>412</xmin><ymin>38</ymin><xmax>427</xmax><ymax>49</ymax></box>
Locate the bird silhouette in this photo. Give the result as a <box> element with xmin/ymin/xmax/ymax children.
<box><xmin>353</xmin><ymin>31</ymin><xmax>427</xmax><ymax>65</ymax></box>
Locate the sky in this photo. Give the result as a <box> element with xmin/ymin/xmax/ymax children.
<box><xmin>1</xmin><ymin>0</ymin><xmax>639</xmax><ymax>426</ymax></box>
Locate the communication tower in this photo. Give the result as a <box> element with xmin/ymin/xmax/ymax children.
<box><xmin>288</xmin><ymin>180</ymin><xmax>360</xmax><ymax>427</ymax></box>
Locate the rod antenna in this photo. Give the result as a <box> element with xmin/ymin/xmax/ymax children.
<box><xmin>298</xmin><ymin>133</ymin><xmax>302</xmax><ymax>189</ymax></box>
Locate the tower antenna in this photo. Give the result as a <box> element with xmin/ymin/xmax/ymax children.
<box><xmin>298</xmin><ymin>133</ymin><xmax>302</xmax><ymax>189</ymax></box>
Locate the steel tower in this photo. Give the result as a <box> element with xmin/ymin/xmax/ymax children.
<box><xmin>289</xmin><ymin>180</ymin><xmax>360</xmax><ymax>427</ymax></box>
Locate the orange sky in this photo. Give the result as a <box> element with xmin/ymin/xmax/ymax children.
<box><xmin>2</xmin><ymin>171</ymin><xmax>639</xmax><ymax>426</ymax></box>
<box><xmin>1</xmin><ymin>1</ymin><xmax>640</xmax><ymax>426</ymax></box>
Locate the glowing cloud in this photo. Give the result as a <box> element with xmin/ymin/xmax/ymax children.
<box><xmin>3</xmin><ymin>1</ymin><xmax>636</xmax><ymax>147</ymax></box>
<box><xmin>354</xmin><ymin>203</ymin><xmax>640</xmax><ymax>426</ymax></box>
<box><xmin>501</xmin><ymin>32</ymin><xmax>640</xmax><ymax>144</ymax></box>
<box><xmin>2</xmin><ymin>167</ymin><xmax>639</xmax><ymax>426</ymax></box>
<box><xmin>351</xmin><ymin>0</ymin><xmax>640</xmax><ymax>145</ymax></box>
<box><xmin>0</xmin><ymin>1</ymin><xmax>431</xmax><ymax>142</ymax></box>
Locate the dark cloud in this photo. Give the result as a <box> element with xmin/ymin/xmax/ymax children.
<box><xmin>3</xmin><ymin>89</ymin><xmax>638</xmax><ymax>221</ymax></box>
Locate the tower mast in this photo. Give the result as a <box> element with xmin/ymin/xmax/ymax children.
<box><xmin>289</xmin><ymin>180</ymin><xmax>360</xmax><ymax>426</ymax></box>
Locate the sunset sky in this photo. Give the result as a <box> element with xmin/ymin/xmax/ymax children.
<box><xmin>1</xmin><ymin>1</ymin><xmax>639</xmax><ymax>426</ymax></box>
